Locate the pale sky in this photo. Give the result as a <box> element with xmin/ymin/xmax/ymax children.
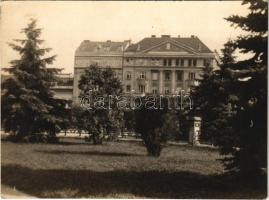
<box><xmin>0</xmin><ymin>1</ymin><xmax>249</xmax><ymax>74</ymax></box>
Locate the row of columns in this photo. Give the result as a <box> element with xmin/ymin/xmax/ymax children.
<box><xmin>158</xmin><ymin>70</ymin><xmax>182</xmax><ymax>94</ymax></box>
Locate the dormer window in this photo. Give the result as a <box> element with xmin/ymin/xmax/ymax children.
<box><xmin>166</xmin><ymin>43</ymin><xmax>171</xmax><ymax>50</ymax></box>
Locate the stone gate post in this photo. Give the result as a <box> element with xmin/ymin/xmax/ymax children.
<box><xmin>189</xmin><ymin>116</ymin><xmax>202</xmax><ymax>145</ymax></box>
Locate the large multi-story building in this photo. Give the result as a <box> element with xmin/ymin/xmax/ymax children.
<box><xmin>123</xmin><ymin>35</ymin><xmax>216</xmax><ymax>95</ymax></box>
<box><xmin>73</xmin><ymin>40</ymin><xmax>131</xmax><ymax>103</ymax></box>
<box><xmin>72</xmin><ymin>35</ymin><xmax>216</xmax><ymax>103</ymax></box>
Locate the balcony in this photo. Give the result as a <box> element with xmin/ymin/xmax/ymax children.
<box><xmin>51</xmin><ymin>85</ymin><xmax>73</xmax><ymax>90</ymax></box>
<box><xmin>51</xmin><ymin>80</ymin><xmax>73</xmax><ymax>90</ymax></box>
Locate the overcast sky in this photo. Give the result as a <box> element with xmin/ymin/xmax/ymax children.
<box><xmin>0</xmin><ymin>1</ymin><xmax>249</xmax><ymax>74</ymax></box>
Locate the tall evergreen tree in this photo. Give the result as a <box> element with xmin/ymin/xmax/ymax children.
<box><xmin>192</xmin><ymin>0</ymin><xmax>267</xmax><ymax>176</ymax></box>
<box><xmin>209</xmin><ymin>41</ymin><xmax>239</xmax><ymax>165</ymax></box>
<box><xmin>190</xmin><ymin>61</ymin><xmax>220</xmax><ymax>142</ymax></box>
<box><xmin>223</xmin><ymin>0</ymin><xmax>268</xmax><ymax>176</ymax></box>
<box><xmin>1</xmin><ymin>19</ymin><xmax>66</xmax><ymax>141</ymax></box>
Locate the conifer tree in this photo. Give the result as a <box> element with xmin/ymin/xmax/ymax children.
<box><xmin>209</xmin><ymin>41</ymin><xmax>239</xmax><ymax>166</ymax></box>
<box><xmin>134</xmin><ymin>96</ymin><xmax>168</xmax><ymax>157</ymax></box>
<box><xmin>191</xmin><ymin>61</ymin><xmax>220</xmax><ymax>142</ymax></box>
<box><xmin>1</xmin><ymin>19</ymin><xmax>66</xmax><ymax>142</ymax></box>
<box><xmin>222</xmin><ymin>0</ymin><xmax>267</xmax><ymax>176</ymax></box>
<box><xmin>192</xmin><ymin>0</ymin><xmax>267</xmax><ymax>176</ymax></box>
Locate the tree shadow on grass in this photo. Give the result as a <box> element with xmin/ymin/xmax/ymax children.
<box><xmin>35</xmin><ymin>150</ymin><xmax>145</xmax><ymax>157</ymax></box>
<box><xmin>1</xmin><ymin>164</ymin><xmax>266</xmax><ymax>198</ymax></box>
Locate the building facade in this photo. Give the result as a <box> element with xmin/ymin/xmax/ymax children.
<box><xmin>72</xmin><ymin>35</ymin><xmax>216</xmax><ymax>103</ymax></box>
<box><xmin>73</xmin><ymin>40</ymin><xmax>131</xmax><ymax>103</ymax></box>
<box><xmin>123</xmin><ymin>35</ymin><xmax>216</xmax><ymax>95</ymax></box>
<box><xmin>1</xmin><ymin>72</ymin><xmax>74</xmax><ymax>101</ymax></box>
<box><xmin>51</xmin><ymin>73</ymin><xmax>73</xmax><ymax>101</ymax></box>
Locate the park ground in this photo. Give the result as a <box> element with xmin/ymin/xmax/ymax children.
<box><xmin>1</xmin><ymin>137</ymin><xmax>267</xmax><ymax>198</ymax></box>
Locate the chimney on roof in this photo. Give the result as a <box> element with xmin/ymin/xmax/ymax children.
<box><xmin>151</xmin><ymin>35</ymin><xmax>156</xmax><ymax>38</ymax></box>
<box><xmin>124</xmin><ymin>40</ymin><xmax>131</xmax><ymax>49</ymax></box>
<box><xmin>137</xmin><ymin>44</ymin><xmax>141</xmax><ymax>51</ymax></box>
<box><xmin>107</xmin><ymin>40</ymin><xmax>111</xmax><ymax>43</ymax></box>
<box><xmin>191</xmin><ymin>35</ymin><xmax>196</xmax><ymax>38</ymax></box>
<box><xmin>178</xmin><ymin>35</ymin><xmax>180</xmax><ymax>38</ymax></box>
<box><xmin>161</xmin><ymin>35</ymin><xmax>170</xmax><ymax>38</ymax></box>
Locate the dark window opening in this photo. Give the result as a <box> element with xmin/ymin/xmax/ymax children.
<box><xmin>126</xmin><ymin>85</ymin><xmax>131</xmax><ymax>92</ymax></box>
<box><xmin>177</xmin><ymin>71</ymin><xmax>183</xmax><ymax>81</ymax></box>
<box><xmin>193</xmin><ymin>59</ymin><xmax>197</xmax><ymax>67</ymax></box>
<box><xmin>165</xmin><ymin>72</ymin><xmax>171</xmax><ymax>81</ymax></box>
<box><xmin>181</xmin><ymin>59</ymin><xmax>184</xmax><ymax>66</ymax></box>
<box><xmin>163</xmin><ymin>59</ymin><xmax>167</xmax><ymax>66</ymax></box>
<box><xmin>176</xmin><ymin>59</ymin><xmax>179</xmax><ymax>66</ymax></box>
<box><xmin>188</xmin><ymin>59</ymin><xmax>192</xmax><ymax>66</ymax></box>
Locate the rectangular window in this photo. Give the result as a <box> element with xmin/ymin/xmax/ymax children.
<box><xmin>188</xmin><ymin>59</ymin><xmax>192</xmax><ymax>66</ymax></box>
<box><xmin>152</xmin><ymin>88</ymin><xmax>158</xmax><ymax>94</ymax></box>
<box><xmin>126</xmin><ymin>85</ymin><xmax>131</xmax><ymax>92</ymax></box>
<box><xmin>176</xmin><ymin>71</ymin><xmax>183</xmax><ymax>81</ymax></box>
<box><xmin>152</xmin><ymin>72</ymin><xmax>158</xmax><ymax>81</ymax></box>
<box><xmin>168</xmin><ymin>59</ymin><xmax>172</xmax><ymax>66</ymax></box>
<box><xmin>203</xmin><ymin>59</ymin><xmax>208</xmax><ymax>66</ymax></box>
<box><xmin>164</xmin><ymin>88</ymin><xmax>170</xmax><ymax>94</ymax></box>
<box><xmin>139</xmin><ymin>71</ymin><xmax>146</xmax><ymax>79</ymax></box>
<box><xmin>138</xmin><ymin>85</ymin><xmax>145</xmax><ymax>93</ymax></box>
<box><xmin>165</xmin><ymin>72</ymin><xmax>171</xmax><ymax>81</ymax></box>
<box><xmin>163</xmin><ymin>59</ymin><xmax>167</xmax><ymax>66</ymax></box>
<box><xmin>181</xmin><ymin>59</ymin><xmax>184</xmax><ymax>66</ymax></box>
<box><xmin>126</xmin><ymin>72</ymin><xmax>131</xmax><ymax>80</ymax></box>
<box><xmin>176</xmin><ymin>59</ymin><xmax>179</xmax><ymax>66</ymax></box>
<box><xmin>193</xmin><ymin>59</ymin><xmax>197</xmax><ymax>67</ymax></box>
<box><xmin>188</xmin><ymin>72</ymin><xmax>195</xmax><ymax>80</ymax></box>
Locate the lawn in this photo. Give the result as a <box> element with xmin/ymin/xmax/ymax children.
<box><xmin>1</xmin><ymin>138</ymin><xmax>267</xmax><ymax>198</ymax></box>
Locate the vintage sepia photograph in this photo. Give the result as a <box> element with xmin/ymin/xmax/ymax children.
<box><xmin>0</xmin><ymin>0</ymin><xmax>267</xmax><ymax>198</ymax></box>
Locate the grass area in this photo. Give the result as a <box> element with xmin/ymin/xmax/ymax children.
<box><xmin>1</xmin><ymin>138</ymin><xmax>267</xmax><ymax>198</ymax></box>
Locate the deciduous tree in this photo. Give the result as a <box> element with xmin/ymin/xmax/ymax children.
<box><xmin>77</xmin><ymin>64</ymin><xmax>123</xmax><ymax>144</ymax></box>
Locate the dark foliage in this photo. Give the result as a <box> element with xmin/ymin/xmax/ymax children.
<box><xmin>222</xmin><ymin>0</ymin><xmax>267</xmax><ymax>176</ymax></box>
<box><xmin>76</xmin><ymin>64</ymin><xmax>123</xmax><ymax>144</ymax></box>
<box><xmin>1</xmin><ymin>19</ymin><xmax>67</xmax><ymax>142</ymax></box>
<box><xmin>134</xmin><ymin>96</ymin><xmax>176</xmax><ymax>156</ymax></box>
<box><xmin>192</xmin><ymin>0</ymin><xmax>267</xmax><ymax>176</ymax></box>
